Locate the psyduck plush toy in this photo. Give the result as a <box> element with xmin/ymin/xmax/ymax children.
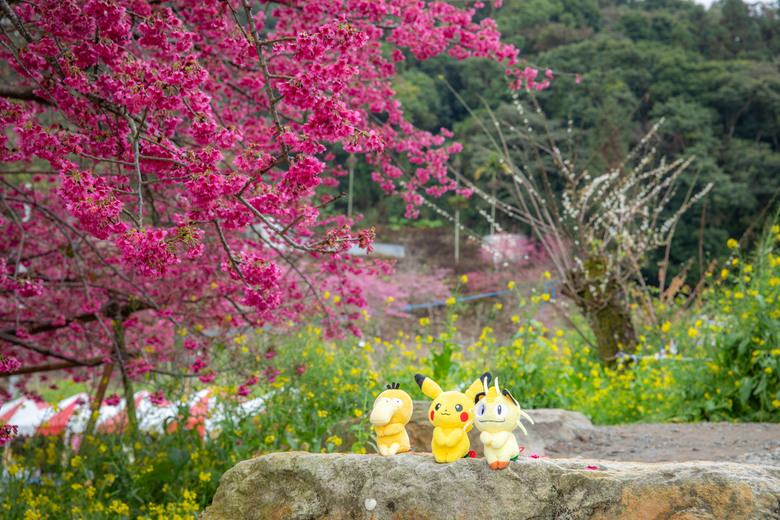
<box><xmin>370</xmin><ymin>382</ymin><xmax>413</xmax><ymax>456</ymax></box>
<box><xmin>467</xmin><ymin>376</ymin><xmax>534</xmax><ymax>469</ymax></box>
<box><xmin>415</xmin><ymin>372</ymin><xmax>491</xmax><ymax>463</ymax></box>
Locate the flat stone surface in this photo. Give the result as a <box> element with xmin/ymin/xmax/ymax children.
<box><xmin>200</xmin><ymin>452</ymin><xmax>780</xmax><ymax>520</ymax></box>
<box><xmin>546</xmin><ymin>421</ymin><xmax>780</xmax><ymax>467</ymax></box>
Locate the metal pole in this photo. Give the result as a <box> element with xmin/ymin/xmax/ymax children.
<box><xmin>347</xmin><ymin>154</ymin><xmax>356</xmax><ymax>217</ymax></box>
<box><xmin>454</xmin><ymin>172</ymin><xmax>459</xmax><ymax>264</ymax></box>
<box><xmin>455</xmin><ymin>208</ymin><xmax>460</xmax><ymax>264</ymax></box>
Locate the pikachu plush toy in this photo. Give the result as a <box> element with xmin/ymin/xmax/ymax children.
<box><xmin>414</xmin><ymin>372</ymin><xmax>491</xmax><ymax>463</ymax></box>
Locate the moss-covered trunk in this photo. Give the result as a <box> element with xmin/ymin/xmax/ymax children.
<box><xmin>587</xmin><ymin>290</ymin><xmax>637</xmax><ymax>365</ymax></box>
<box><xmin>563</xmin><ymin>255</ymin><xmax>638</xmax><ymax>366</ymax></box>
<box><xmin>113</xmin><ymin>318</ymin><xmax>138</xmax><ymax>433</ymax></box>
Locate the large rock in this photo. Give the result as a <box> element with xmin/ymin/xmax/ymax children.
<box><xmin>407</xmin><ymin>404</ymin><xmax>594</xmax><ymax>456</ymax></box>
<box><xmin>200</xmin><ymin>452</ymin><xmax>780</xmax><ymax>520</ymax></box>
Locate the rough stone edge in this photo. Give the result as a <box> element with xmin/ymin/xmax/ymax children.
<box><xmin>200</xmin><ymin>452</ymin><xmax>780</xmax><ymax>520</ymax></box>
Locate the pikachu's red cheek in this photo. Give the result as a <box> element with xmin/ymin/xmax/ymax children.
<box><xmin>430</xmin><ymin>410</ymin><xmax>435</xmax><ymax>421</ymax></box>
<box><xmin>460</xmin><ymin>412</ymin><xmax>469</xmax><ymax>422</ymax></box>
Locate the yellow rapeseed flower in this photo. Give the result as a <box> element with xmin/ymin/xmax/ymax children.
<box><xmin>199</xmin><ymin>471</ymin><xmax>212</xmax><ymax>483</ymax></box>
<box><xmin>508</xmin><ymin>281</ymin><xmax>515</xmax><ymax>289</ymax></box>
<box><xmin>108</xmin><ymin>500</ymin><xmax>130</xmax><ymax>516</ymax></box>
<box><xmin>461</xmin><ymin>274</ymin><xmax>468</xmax><ymax>283</ymax></box>
<box><xmin>727</xmin><ymin>238</ymin><xmax>738</xmax><ymax>249</ymax></box>
<box><xmin>721</xmin><ymin>269</ymin><xmax>728</xmax><ymax>279</ymax></box>
<box><xmin>688</xmin><ymin>328</ymin><xmax>698</xmax><ymax>338</ymax></box>
<box><xmin>661</xmin><ymin>322</ymin><xmax>671</xmax><ymax>332</ymax></box>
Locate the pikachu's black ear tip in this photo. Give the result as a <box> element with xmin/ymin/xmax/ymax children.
<box><xmin>480</xmin><ymin>372</ymin><xmax>492</xmax><ymax>384</ymax></box>
<box><xmin>414</xmin><ymin>373</ymin><xmax>426</xmax><ymax>389</ymax></box>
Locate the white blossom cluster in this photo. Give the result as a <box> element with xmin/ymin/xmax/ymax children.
<box><xmin>461</xmin><ymin>105</ymin><xmax>713</xmax><ymax>308</ymax></box>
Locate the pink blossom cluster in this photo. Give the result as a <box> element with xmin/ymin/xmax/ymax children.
<box><xmin>58</xmin><ymin>170</ymin><xmax>129</xmax><ymax>239</ymax></box>
<box><xmin>115</xmin><ymin>227</ymin><xmax>182</xmax><ymax>279</ymax></box>
<box><xmin>507</xmin><ymin>67</ymin><xmax>554</xmax><ymax>91</ymax></box>
<box><xmin>0</xmin><ymin>353</ymin><xmax>21</xmax><ymax>374</ymax></box>
<box><xmin>0</xmin><ymin>353</ymin><xmax>20</xmax><ymax>447</ymax></box>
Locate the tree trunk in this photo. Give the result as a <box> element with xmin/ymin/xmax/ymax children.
<box><xmin>562</xmin><ymin>255</ymin><xmax>638</xmax><ymax>366</ymax></box>
<box><xmin>113</xmin><ymin>319</ymin><xmax>138</xmax><ymax>433</ymax></box>
<box><xmin>82</xmin><ymin>362</ymin><xmax>114</xmax><ymax>444</ymax></box>
<box><xmin>587</xmin><ymin>291</ymin><xmax>638</xmax><ymax>365</ymax></box>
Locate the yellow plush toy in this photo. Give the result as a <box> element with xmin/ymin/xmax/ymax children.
<box><xmin>369</xmin><ymin>382</ymin><xmax>413</xmax><ymax>456</ymax></box>
<box><xmin>414</xmin><ymin>372</ymin><xmax>491</xmax><ymax>463</ymax></box>
<box><xmin>467</xmin><ymin>376</ymin><xmax>534</xmax><ymax>469</ymax></box>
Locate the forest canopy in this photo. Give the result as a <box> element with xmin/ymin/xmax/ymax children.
<box><xmin>350</xmin><ymin>0</ymin><xmax>780</xmax><ymax>284</ymax></box>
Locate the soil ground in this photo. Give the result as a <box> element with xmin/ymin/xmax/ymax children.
<box><xmin>545</xmin><ymin>422</ymin><xmax>780</xmax><ymax>467</ymax></box>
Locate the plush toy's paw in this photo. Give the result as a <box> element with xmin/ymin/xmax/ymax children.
<box><xmin>496</xmin><ymin>461</ymin><xmax>509</xmax><ymax>469</ymax></box>
<box><xmin>378</xmin><ymin>444</ymin><xmax>389</xmax><ymax>457</ymax></box>
<box><xmin>387</xmin><ymin>443</ymin><xmax>401</xmax><ymax>455</ymax></box>
<box><xmin>489</xmin><ymin>461</ymin><xmax>500</xmax><ymax>470</ymax></box>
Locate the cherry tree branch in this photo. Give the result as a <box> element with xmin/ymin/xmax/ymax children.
<box><xmin>240</xmin><ymin>0</ymin><xmax>289</xmax><ymax>157</ymax></box>
<box><xmin>214</xmin><ymin>219</ymin><xmax>247</xmax><ymax>286</ymax></box>
<box><xmin>0</xmin><ymin>331</ymin><xmax>103</xmax><ymax>366</ymax></box>
<box><xmin>0</xmin><ymin>85</ymin><xmax>53</xmax><ymax>105</ymax></box>
<box><xmin>236</xmin><ymin>194</ymin><xmax>339</xmax><ymax>254</ymax></box>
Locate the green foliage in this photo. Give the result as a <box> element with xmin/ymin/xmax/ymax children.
<box><xmin>677</xmin><ymin>211</ymin><xmax>780</xmax><ymax>421</ymax></box>
<box><xmin>393</xmin><ymin>70</ymin><xmax>443</xmax><ymax>131</ymax></box>
<box><xmin>388</xmin><ymin>214</ymin><xmax>443</xmax><ymax>230</ymax></box>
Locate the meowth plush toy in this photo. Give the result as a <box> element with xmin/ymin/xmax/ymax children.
<box><xmin>414</xmin><ymin>372</ymin><xmax>491</xmax><ymax>463</ymax></box>
<box><xmin>370</xmin><ymin>382</ymin><xmax>413</xmax><ymax>456</ymax></box>
<box><xmin>467</xmin><ymin>376</ymin><xmax>534</xmax><ymax>469</ymax></box>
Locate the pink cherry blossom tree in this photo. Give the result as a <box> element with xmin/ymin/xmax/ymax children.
<box><xmin>0</xmin><ymin>0</ymin><xmax>524</xmax><ymax>436</ymax></box>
